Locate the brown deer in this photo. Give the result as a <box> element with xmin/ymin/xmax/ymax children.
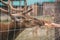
<box><xmin>0</xmin><ymin>7</ymin><xmax>34</xmax><ymax>40</ymax></box>
<box><xmin>0</xmin><ymin>0</ymin><xmax>45</xmax><ymax>39</ymax></box>
<box><xmin>0</xmin><ymin>0</ymin><xmax>36</xmax><ymax>39</ymax></box>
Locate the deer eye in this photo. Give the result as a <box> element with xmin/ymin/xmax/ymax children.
<box><xmin>17</xmin><ymin>17</ymin><xmax>20</xmax><ymax>19</ymax></box>
<box><xmin>17</xmin><ymin>16</ymin><xmax>22</xmax><ymax>19</ymax></box>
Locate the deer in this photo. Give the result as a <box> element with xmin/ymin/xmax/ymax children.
<box><xmin>0</xmin><ymin>0</ymin><xmax>39</xmax><ymax>39</ymax></box>
<box><xmin>0</xmin><ymin>7</ymin><xmax>34</xmax><ymax>40</ymax></box>
<box><xmin>1</xmin><ymin>0</ymin><xmax>60</xmax><ymax>40</ymax></box>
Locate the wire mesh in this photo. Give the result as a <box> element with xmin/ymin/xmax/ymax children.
<box><xmin>0</xmin><ymin>0</ymin><xmax>60</xmax><ymax>40</ymax></box>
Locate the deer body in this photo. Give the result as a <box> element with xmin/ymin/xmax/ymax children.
<box><xmin>0</xmin><ymin>21</ymin><xmax>20</xmax><ymax>40</ymax></box>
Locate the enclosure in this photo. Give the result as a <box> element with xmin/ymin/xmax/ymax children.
<box><xmin>0</xmin><ymin>0</ymin><xmax>60</xmax><ymax>40</ymax></box>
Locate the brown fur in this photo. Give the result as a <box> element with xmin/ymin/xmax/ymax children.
<box><xmin>0</xmin><ymin>22</ymin><xmax>20</xmax><ymax>40</ymax></box>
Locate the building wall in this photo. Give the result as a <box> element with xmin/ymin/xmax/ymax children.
<box><xmin>30</xmin><ymin>4</ymin><xmax>43</xmax><ymax>16</ymax></box>
<box><xmin>43</xmin><ymin>2</ymin><xmax>55</xmax><ymax>16</ymax></box>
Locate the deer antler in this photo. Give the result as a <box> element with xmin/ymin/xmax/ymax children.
<box><xmin>0</xmin><ymin>8</ymin><xmax>8</xmax><ymax>13</ymax></box>
<box><xmin>22</xmin><ymin>8</ymin><xmax>32</xmax><ymax>14</ymax></box>
<box><xmin>0</xmin><ymin>0</ymin><xmax>23</xmax><ymax>12</ymax></box>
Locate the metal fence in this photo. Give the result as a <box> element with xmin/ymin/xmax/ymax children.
<box><xmin>0</xmin><ymin>0</ymin><xmax>60</xmax><ymax>40</ymax></box>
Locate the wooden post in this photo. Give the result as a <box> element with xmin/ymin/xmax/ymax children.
<box><xmin>24</xmin><ymin>0</ymin><xmax>27</xmax><ymax>11</ymax></box>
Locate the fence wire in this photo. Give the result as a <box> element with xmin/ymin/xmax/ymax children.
<box><xmin>0</xmin><ymin>0</ymin><xmax>60</xmax><ymax>40</ymax></box>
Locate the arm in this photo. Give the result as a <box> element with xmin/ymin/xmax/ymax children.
<box><xmin>45</xmin><ymin>22</ymin><xmax>60</xmax><ymax>28</ymax></box>
<box><xmin>51</xmin><ymin>23</ymin><xmax>60</xmax><ymax>27</ymax></box>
